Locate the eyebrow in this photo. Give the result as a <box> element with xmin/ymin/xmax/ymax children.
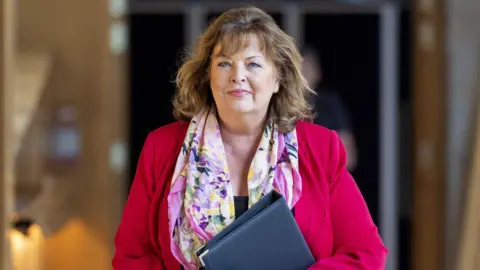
<box><xmin>213</xmin><ymin>53</ymin><xmax>264</xmax><ymax>60</ymax></box>
<box><xmin>246</xmin><ymin>55</ymin><xmax>264</xmax><ymax>60</ymax></box>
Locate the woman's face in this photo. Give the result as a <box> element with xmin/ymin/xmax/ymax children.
<box><xmin>209</xmin><ymin>34</ymin><xmax>278</xmax><ymax>119</ymax></box>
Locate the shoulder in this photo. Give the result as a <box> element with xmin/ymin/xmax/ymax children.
<box><xmin>296</xmin><ymin>120</ymin><xmax>334</xmax><ymax>151</ymax></box>
<box><xmin>146</xmin><ymin>121</ymin><xmax>189</xmax><ymax>152</ymax></box>
<box><xmin>149</xmin><ymin>121</ymin><xmax>189</xmax><ymax>143</ymax></box>
<box><xmin>142</xmin><ymin>121</ymin><xmax>189</xmax><ymax>163</ymax></box>
<box><xmin>296</xmin><ymin>120</ymin><xmax>331</xmax><ymax>138</ymax></box>
<box><xmin>139</xmin><ymin>121</ymin><xmax>189</xmax><ymax>188</ymax></box>
<box><xmin>296</xmin><ymin>121</ymin><xmax>346</xmax><ymax>182</ymax></box>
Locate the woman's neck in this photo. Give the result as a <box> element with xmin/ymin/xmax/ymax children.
<box><xmin>217</xmin><ymin>112</ymin><xmax>267</xmax><ymax>145</ymax></box>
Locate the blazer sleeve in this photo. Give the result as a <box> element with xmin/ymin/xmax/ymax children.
<box><xmin>309</xmin><ymin>130</ymin><xmax>388</xmax><ymax>270</ymax></box>
<box><xmin>112</xmin><ymin>133</ymin><xmax>165</xmax><ymax>270</ymax></box>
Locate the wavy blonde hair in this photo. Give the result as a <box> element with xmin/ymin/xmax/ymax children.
<box><xmin>173</xmin><ymin>6</ymin><xmax>314</xmax><ymax>133</ymax></box>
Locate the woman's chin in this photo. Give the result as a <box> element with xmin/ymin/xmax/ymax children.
<box><xmin>215</xmin><ymin>100</ymin><xmax>264</xmax><ymax>118</ymax></box>
<box><xmin>225</xmin><ymin>101</ymin><xmax>255</xmax><ymax>114</ymax></box>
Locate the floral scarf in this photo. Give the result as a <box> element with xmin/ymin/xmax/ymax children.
<box><xmin>167</xmin><ymin>106</ymin><xmax>302</xmax><ymax>270</ymax></box>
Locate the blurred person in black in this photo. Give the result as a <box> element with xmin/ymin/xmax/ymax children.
<box><xmin>302</xmin><ymin>46</ymin><xmax>358</xmax><ymax>171</ymax></box>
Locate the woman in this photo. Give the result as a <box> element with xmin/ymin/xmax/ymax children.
<box><xmin>113</xmin><ymin>6</ymin><xmax>387</xmax><ymax>270</ymax></box>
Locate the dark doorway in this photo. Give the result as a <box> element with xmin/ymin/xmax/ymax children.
<box><xmin>303</xmin><ymin>14</ymin><xmax>380</xmax><ymax>223</ymax></box>
<box><xmin>398</xmin><ymin>9</ymin><xmax>413</xmax><ymax>270</ymax></box>
<box><xmin>128</xmin><ymin>14</ymin><xmax>185</xmax><ymax>185</ymax></box>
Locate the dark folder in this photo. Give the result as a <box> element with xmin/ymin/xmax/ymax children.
<box><xmin>195</xmin><ymin>190</ymin><xmax>315</xmax><ymax>270</ymax></box>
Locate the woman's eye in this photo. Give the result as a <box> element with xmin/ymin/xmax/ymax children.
<box><xmin>218</xmin><ymin>62</ymin><xmax>231</xmax><ymax>67</ymax></box>
<box><xmin>248</xmin><ymin>62</ymin><xmax>262</xmax><ymax>68</ymax></box>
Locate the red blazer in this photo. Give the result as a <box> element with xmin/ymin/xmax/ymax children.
<box><xmin>113</xmin><ymin>121</ymin><xmax>388</xmax><ymax>269</ymax></box>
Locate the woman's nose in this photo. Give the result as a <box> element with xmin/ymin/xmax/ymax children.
<box><xmin>231</xmin><ymin>67</ymin><xmax>246</xmax><ymax>83</ymax></box>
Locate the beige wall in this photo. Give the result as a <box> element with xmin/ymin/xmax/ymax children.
<box><xmin>18</xmin><ymin>0</ymin><xmax>126</xmax><ymax>269</ymax></box>
<box><xmin>445</xmin><ymin>0</ymin><xmax>480</xmax><ymax>269</ymax></box>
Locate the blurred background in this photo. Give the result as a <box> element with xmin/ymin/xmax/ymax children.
<box><xmin>0</xmin><ymin>0</ymin><xmax>479</xmax><ymax>269</ymax></box>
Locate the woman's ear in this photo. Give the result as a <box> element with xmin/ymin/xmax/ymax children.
<box><xmin>273</xmin><ymin>79</ymin><xmax>280</xmax><ymax>93</ymax></box>
<box><xmin>273</xmin><ymin>78</ymin><xmax>280</xmax><ymax>94</ymax></box>
<box><xmin>273</xmin><ymin>66</ymin><xmax>280</xmax><ymax>93</ymax></box>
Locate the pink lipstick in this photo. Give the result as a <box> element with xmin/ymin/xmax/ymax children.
<box><xmin>227</xmin><ymin>89</ymin><xmax>251</xmax><ymax>97</ymax></box>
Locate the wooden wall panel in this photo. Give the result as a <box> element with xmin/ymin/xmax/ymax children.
<box><xmin>17</xmin><ymin>0</ymin><xmax>127</xmax><ymax>269</ymax></box>
<box><xmin>0</xmin><ymin>0</ymin><xmax>15</xmax><ymax>269</ymax></box>
<box><xmin>412</xmin><ymin>0</ymin><xmax>447</xmax><ymax>270</ymax></box>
